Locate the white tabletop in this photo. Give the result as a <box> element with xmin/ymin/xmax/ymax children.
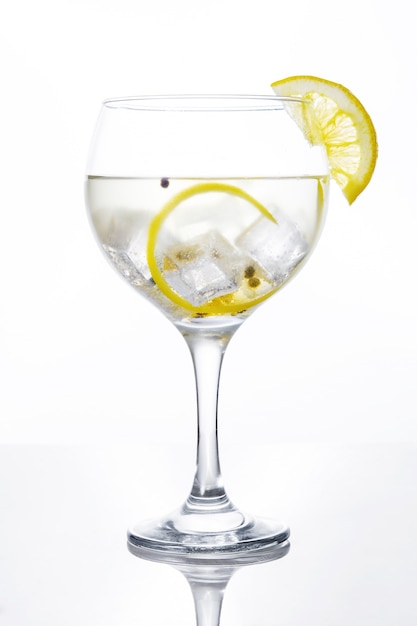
<box><xmin>1</xmin><ymin>442</ymin><xmax>416</xmax><ymax>625</ymax></box>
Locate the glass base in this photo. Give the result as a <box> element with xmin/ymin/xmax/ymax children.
<box><xmin>127</xmin><ymin>501</ymin><xmax>290</xmax><ymax>565</ymax></box>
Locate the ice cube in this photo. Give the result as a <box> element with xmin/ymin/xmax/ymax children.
<box><xmin>162</xmin><ymin>230</ymin><xmax>242</xmax><ymax>306</ymax></box>
<box><xmin>103</xmin><ymin>244</ymin><xmax>146</xmax><ymax>286</ymax></box>
<box><xmin>235</xmin><ymin>213</ymin><xmax>309</xmax><ymax>283</ymax></box>
<box><xmin>126</xmin><ymin>228</ymin><xmax>153</xmax><ymax>281</ymax></box>
<box><xmin>95</xmin><ymin>210</ymin><xmax>145</xmax><ymax>250</ymax></box>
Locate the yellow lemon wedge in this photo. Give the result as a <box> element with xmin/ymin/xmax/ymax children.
<box><xmin>147</xmin><ymin>182</ymin><xmax>281</xmax><ymax>315</ymax></box>
<box><xmin>271</xmin><ymin>75</ymin><xmax>378</xmax><ymax>204</ymax></box>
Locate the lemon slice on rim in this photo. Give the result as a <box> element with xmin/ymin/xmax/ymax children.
<box><xmin>147</xmin><ymin>182</ymin><xmax>281</xmax><ymax>315</ymax></box>
<box><xmin>271</xmin><ymin>75</ymin><xmax>378</xmax><ymax>204</ymax></box>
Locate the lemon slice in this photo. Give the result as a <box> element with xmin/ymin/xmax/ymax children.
<box><xmin>147</xmin><ymin>182</ymin><xmax>281</xmax><ymax>315</ymax></box>
<box><xmin>271</xmin><ymin>75</ymin><xmax>378</xmax><ymax>204</ymax></box>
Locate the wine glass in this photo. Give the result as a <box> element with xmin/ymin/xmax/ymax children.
<box><xmin>85</xmin><ymin>95</ymin><xmax>329</xmax><ymax>562</ymax></box>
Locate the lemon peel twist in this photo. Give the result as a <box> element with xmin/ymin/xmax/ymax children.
<box><xmin>147</xmin><ymin>182</ymin><xmax>280</xmax><ymax>315</ymax></box>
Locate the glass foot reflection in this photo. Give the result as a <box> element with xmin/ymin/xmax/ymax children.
<box><xmin>130</xmin><ymin>536</ymin><xmax>289</xmax><ymax>625</ymax></box>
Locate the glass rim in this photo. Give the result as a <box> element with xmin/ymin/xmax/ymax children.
<box><xmin>102</xmin><ymin>94</ymin><xmax>307</xmax><ymax>111</ymax></box>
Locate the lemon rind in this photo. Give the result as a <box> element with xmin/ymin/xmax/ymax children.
<box><xmin>147</xmin><ymin>182</ymin><xmax>280</xmax><ymax>315</ymax></box>
<box><xmin>271</xmin><ymin>75</ymin><xmax>378</xmax><ymax>204</ymax></box>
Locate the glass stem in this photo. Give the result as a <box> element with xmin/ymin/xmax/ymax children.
<box><xmin>183</xmin><ymin>330</ymin><xmax>234</xmax><ymax>508</ymax></box>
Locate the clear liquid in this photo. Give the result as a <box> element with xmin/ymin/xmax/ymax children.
<box><xmin>86</xmin><ymin>176</ymin><xmax>329</xmax><ymax>325</ymax></box>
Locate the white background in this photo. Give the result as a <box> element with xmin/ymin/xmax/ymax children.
<box><xmin>1</xmin><ymin>0</ymin><xmax>416</xmax><ymax>623</ymax></box>
<box><xmin>0</xmin><ymin>0</ymin><xmax>416</xmax><ymax>444</ymax></box>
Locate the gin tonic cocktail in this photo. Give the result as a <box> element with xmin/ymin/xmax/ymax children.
<box><xmin>85</xmin><ymin>95</ymin><xmax>329</xmax><ymax>562</ymax></box>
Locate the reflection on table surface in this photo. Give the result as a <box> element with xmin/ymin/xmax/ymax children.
<box><xmin>131</xmin><ymin>540</ymin><xmax>290</xmax><ymax>626</ymax></box>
